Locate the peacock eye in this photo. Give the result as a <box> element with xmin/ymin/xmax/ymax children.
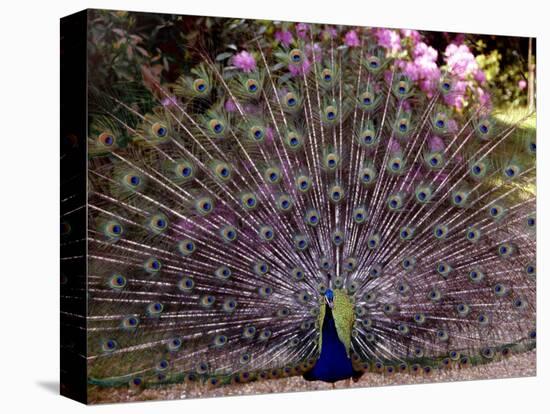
<box><xmin>108</xmin><ymin>273</ymin><xmax>127</xmax><ymax>290</ymax></box>
<box><xmin>245</xmin><ymin>78</ymin><xmax>259</xmax><ymax>93</ymax></box>
<box><xmin>98</xmin><ymin>132</ymin><xmax>115</xmax><ymax>146</ymax></box>
<box><xmin>369</xmin><ymin>59</ymin><xmax>379</xmax><ymax>68</ymax></box>
<box><xmin>322</xmin><ymin>69</ymin><xmax>333</xmax><ymax>82</ymax></box>
<box><xmin>144</xmin><ymin>257</ymin><xmax>161</xmax><ymax>273</ymax></box>
<box><xmin>124</xmin><ymin>173</ymin><xmax>142</xmax><ymax>188</ymax></box>
<box><xmin>193</xmin><ymin>78</ymin><xmax>209</xmax><ymax>93</ymax></box>
<box><xmin>152</xmin><ymin>122</ymin><xmax>168</xmax><ymax>138</ymax></box>
<box><xmin>207</xmin><ymin>118</ymin><xmax>225</xmax><ymax>136</ymax></box>
<box><xmin>289</xmin><ymin>49</ymin><xmax>302</xmax><ymax>63</ymax></box>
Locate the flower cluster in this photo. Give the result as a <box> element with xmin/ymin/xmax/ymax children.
<box><xmin>443</xmin><ymin>43</ymin><xmax>491</xmax><ymax>109</ymax></box>
<box><xmin>230</xmin><ymin>23</ymin><xmax>491</xmax><ymax>111</ymax></box>
<box><xmin>371</xmin><ymin>27</ymin><xmax>490</xmax><ymax>110</ymax></box>
<box><xmin>232</xmin><ymin>50</ymin><xmax>256</xmax><ymax>73</ymax></box>
<box><xmin>397</xmin><ymin>41</ymin><xmax>441</xmax><ymax>97</ymax></box>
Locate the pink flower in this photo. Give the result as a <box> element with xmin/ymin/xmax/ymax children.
<box><xmin>429</xmin><ymin>136</ymin><xmax>446</xmax><ymax>152</ymax></box>
<box><xmin>289</xmin><ymin>58</ymin><xmax>312</xmax><ymax>76</ymax></box>
<box><xmin>398</xmin><ymin>43</ymin><xmax>440</xmax><ymax>96</ymax></box>
<box><xmin>375</xmin><ymin>28</ymin><xmax>401</xmax><ymax>53</ymax></box>
<box><xmin>384</xmin><ymin>69</ymin><xmax>394</xmax><ymax>86</ymax></box>
<box><xmin>344</xmin><ymin>30</ymin><xmax>360</xmax><ymax>47</ymax></box>
<box><xmin>232</xmin><ymin>51</ymin><xmax>256</xmax><ymax>73</ymax></box>
<box><xmin>518</xmin><ymin>79</ymin><xmax>527</xmax><ymax>90</ymax></box>
<box><xmin>446</xmin><ymin>119</ymin><xmax>458</xmax><ymax>133</ymax></box>
<box><xmin>265</xmin><ymin>127</ymin><xmax>274</xmax><ymax>145</ymax></box>
<box><xmin>322</xmin><ymin>27</ymin><xmax>338</xmax><ymax>40</ymax></box>
<box><xmin>296</xmin><ymin>23</ymin><xmax>309</xmax><ymax>39</ymax></box>
<box><xmin>474</xmin><ymin>69</ymin><xmax>486</xmax><ymax>84</ymax></box>
<box><xmin>443</xmin><ymin>80</ymin><xmax>467</xmax><ymax>109</ymax></box>
<box><xmin>477</xmin><ymin>87</ymin><xmax>492</xmax><ymax>109</ymax></box>
<box><xmin>275</xmin><ymin>30</ymin><xmax>293</xmax><ymax>47</ymax></box>
<box><xmin>388</xmin><ymin>138</ymin><xmax>402</xmax><ymax>153</ymax></box>
<box><xmin>224</xmin><ymin>99</ymin><xmax>237</xmax><ymax>112</ymax></box>
<box><xmin>444</xmin><ymin>44</ymin><xmax>478</xmax><ymax>80</ymax></box>
<box><xmin>413</xmin><ymin>42</ymin><xmax>437</xmax><ymax>61</ymax></box>
<box><xmin>161</xmin><ymin>96</ymin><xmax>177</xmax><ymax>107</ymax></box>
<box><xmin>305</xmin><ymin>43</ymin><xmax>322</xmax><ymax>62</ymax></box>
<box><xmin>401</xmin><ymin>29</ymin><xmax>421</xmax><ymax>44</ymax></box>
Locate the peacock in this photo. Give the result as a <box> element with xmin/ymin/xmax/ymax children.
<box><xmin>80</xmin><ymin>19</ymin><xmax>536</xmax><ymax>399</ymax></box>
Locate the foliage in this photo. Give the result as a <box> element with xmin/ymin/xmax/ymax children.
<box><xmin>87</xmin><ymin>10</ymin><xmax>535</xmax><ymax>112</ymax></box>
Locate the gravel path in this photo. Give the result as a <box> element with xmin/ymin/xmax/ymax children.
<box><xmin>89</xmin><ymin>350</ymin><xmax>535</xmax><ymax>404</ymax></box>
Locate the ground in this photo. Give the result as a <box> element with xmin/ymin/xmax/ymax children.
<box><xmin>88</xmin><ymin>350</ymin><xmax>535</xmax><ymax>404</ymax></box>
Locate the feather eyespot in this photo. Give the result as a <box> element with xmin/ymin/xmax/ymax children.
<box><xmin>215</xmin><ymin>266</ymin><xmax>232</xmax><ymax>280</ymax></box>
<box><xmin>147</xmin><ymin>302</ymin><xmax>164</xmax><ymax>316</ymax></box>
<box><xmin>196</xmin><ymin>197</ymin><xmax>214</xmax><ymax>215</ymax></box>
<box><xmin>104</xmin><ymin>221</ymin><xmax>123</xmax><ymax>239</ymax></box>
<box><xmin>286</xmin><ymin>131</ymin><xmax>303</xmax><ymax>149</ymax></box>
<box><xmin>264</xmin><ymin>166</ymin><xmax>281</xmax><ymax>184</ymax></box>
<box><xmin>98</xmin><ymin>132</ymin><xmax>115</xmax><ymax>147</ymax></box>
<box><xmin>178</xmin><ymin>239</ymin><xmax>196</xmax><ymax>256</ymax></box>
<box><xmin>296</xmin><ymin>175</ymin><xmax>312</xmax><ymax>192</ymax></box>
<box><xmin>276</xmin><ymin>194</ymin><xmax>293</xmax><ymax>211</ymax></box>
<box><xmin>208</xmin><ymin>119</ymin><xmax>225</xmax><ymax>135</ymax></box>
<box><xmin>321</xmin><ymin>68</ymin><xmax>333</xmax><ymax>83</ymax></box>
<box><xmin>108</xmin><ymin>274</ymin><xmax>127</xmax><ymax>290</ymax></box>
<box><xmin>245</xmin><ymin>78</ymin><xmax>259</xmax><ymax>94</ymax></box>
<box><xmin>101</xmin><ymin>339</ymin><xmax>118</xmax><ymax>353</ymax></box>
<box><xmin>259</xmin><ymin>225</ymin><xmax>275</xmax><ymax>241</ymax></box>
<box><xmin>293</xmin><ymin>234</ymin><xmax>309</xmax><ymax>251</ymax></box>
<box><xmin>289</xmin><ymin>49</ymin><xmax>303</xmax><ymax>63</ymax></box>
<box><xmin>193</xmin><ymin>78</ymin><xmax>209</xmax><ymax>94</ymax></box>
<box><xmin>144</xmin><ymin>257</ymin><xmax>161</xmax><ymax>274</ymax></box>
<box><xmin>151</xmin><ymin>122</ymin><xmax>168</xmax><ymax>138</ymax></box>
<box><xmin>178</xmin><ymin>277</ymin><xmax>195</xmax><ymax>292</ymax></box>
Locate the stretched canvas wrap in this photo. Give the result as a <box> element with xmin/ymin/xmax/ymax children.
<box><xmin>60</xmin><ymin>9</ymin><xmax>537</xmax><ymax>405</ymax></box>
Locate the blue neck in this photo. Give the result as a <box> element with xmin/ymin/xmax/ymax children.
<box><xmin>303</xmin><ymin>305</ymin><xmax>358</xmax><ymax>383</ymax></box>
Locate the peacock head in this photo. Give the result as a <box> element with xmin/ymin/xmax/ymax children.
<box><xmin>324</xmin><ymin>289</ymin><xmax>334</xmax><ymax>309</ymax></box>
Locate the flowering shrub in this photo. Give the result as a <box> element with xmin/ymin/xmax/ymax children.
<box><xmin>89</xmin><ymin>11</ymin><xmax>532</xmax><ymax>112</ymax></box>
<box><xmin>231</xmin><ymin>24</ymin><xmax>494</xmax><ymax>111</ymax></box>
<box><xmin>360</xmin><ymin>27</ymin><xmax>490</xmax><ymax>110</ymax></box>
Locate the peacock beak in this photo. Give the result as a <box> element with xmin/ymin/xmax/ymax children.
<box><xmin>325</xmin><ymin>296</ymin><xmax>334</xmax><ymax>309</ymax></box>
